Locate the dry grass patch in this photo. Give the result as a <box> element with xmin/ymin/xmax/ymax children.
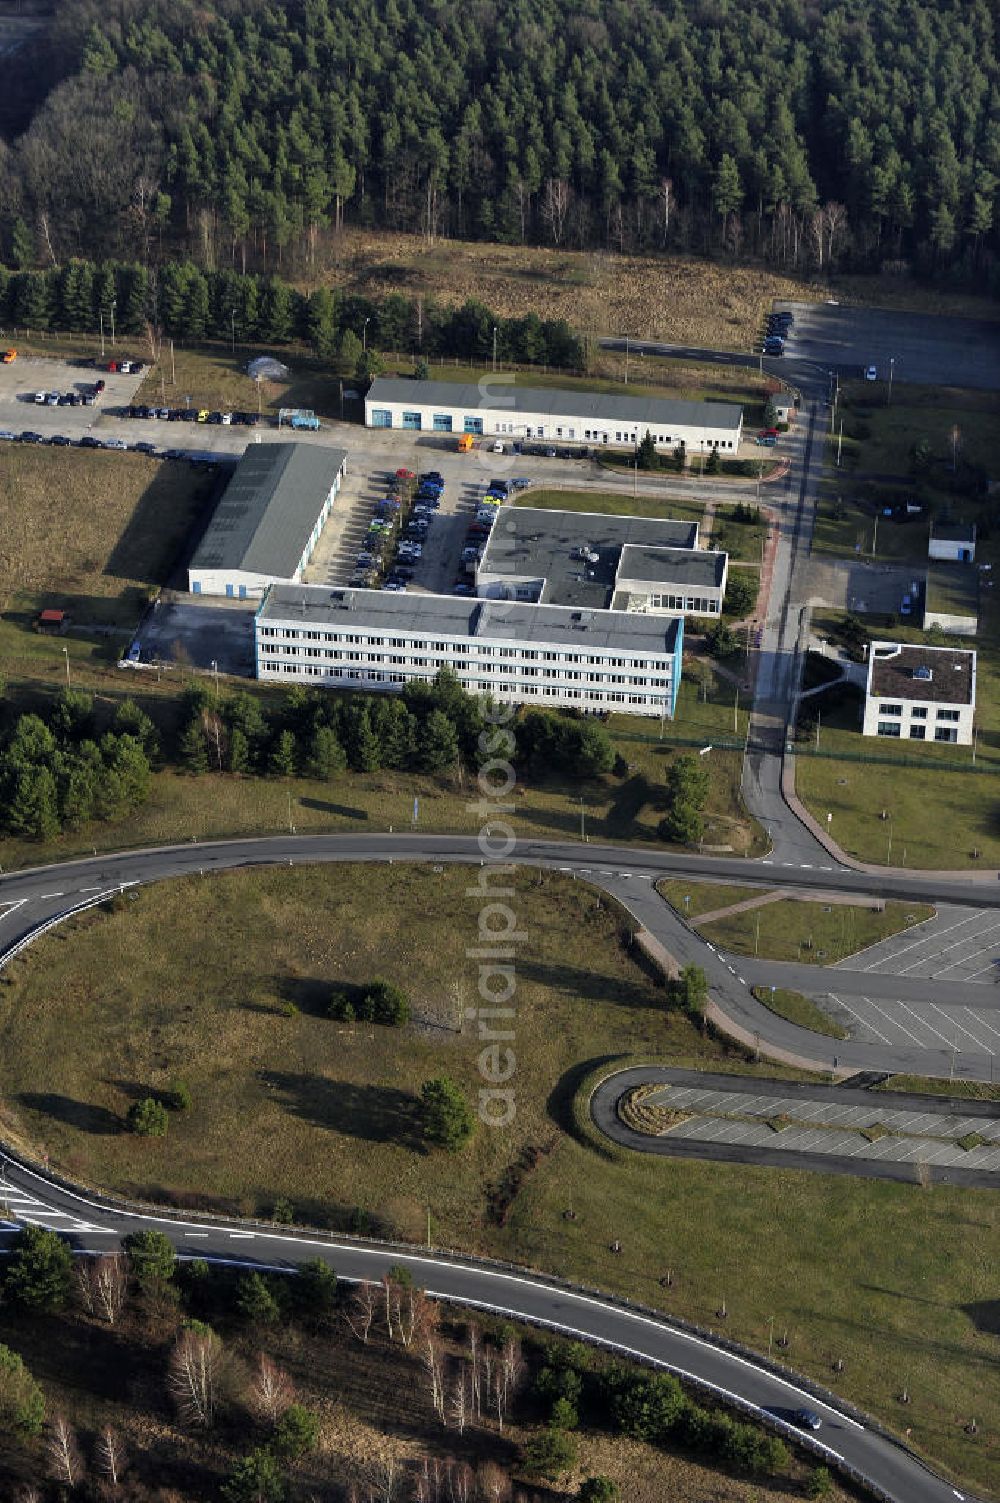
<box><xmin>618</xmin><ymin>1084</ymin><xmax>690</xmax><ymax>1136</ymax></box>
<box><xmin>0</xmin><ymin>448</ymin><xmax>212</xmax><ymax>622</ymax></box>
<box><xmin>319</xmin><ymin>228</ymin><xmax>822</xmax><ymax>347</ymax></box>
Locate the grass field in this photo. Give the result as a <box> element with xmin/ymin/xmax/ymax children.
<box><xmin>877</xmin><ymin>1075</ymin><xmax>1000</xmax><ymax>1102</ymax></box>
<box><xmin>751</xmin><ymin>985</ymin><xmax>848</xmax><ymax>1041</ymax></box>
<box><xmin>0</xmin><ymin>448</ymin><xmax>212</xmax><ymax>623</ymax></box>
<box><xmin>658</xmin><ymin>879</ymin><xmax>762</xmax><ymax>919</ymax></box>
<box><xmin>3</xmin><ymin>861</ymin><xmax>998</xmax><ymax>1498</ymax></box>
<box><xmin>690</xmin><ymin>892</ymin><xmax>933</xmax><ymax>963</ymax></box>
<box><xmin>520</xmin><ymin>486</ymin><xmax>705</xmax><ymax>527</ymax></box>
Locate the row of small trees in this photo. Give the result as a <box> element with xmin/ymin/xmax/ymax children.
<box><xmin>0</xmin><ymin>255</ymin><xmax>585</xmax><ymax>372</ymax></box>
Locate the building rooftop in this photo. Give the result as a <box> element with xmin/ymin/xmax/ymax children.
<box><xmin>868</xmin><ymin>641</ymin><xmax>975</xmax><ymax>705</ymax></box>
<box><xmin>258</xmin><ymin>583</ymin><xmax>683</xmax><ymax>657</ymax></box>
<box><xmin>925</xmin><ymin>561</ymin><xmax>979</xmax><ymax>620</ymax></box>
<box><xmin>477</xmin><ymin>506</ymin><xmax>700</xmax><ymax>609</ymax></box>
<box><xmin>366</xmin><ymin>377</ymin><xmax>744</xmax><ymax>435</ymax></box>
<box><xmin>930</xmin><ymin>520</ymin><xmax>976</xmax><ymax>544</ymax></box>
<box><xmin>616</xmin><ymin>544</ymin><xmax>727</xmax><ymax>589</ymax></box>
<box><xmin>189</xmin><ymin>443</ymin><xmax>348</xmax><ymax>578</ymax></box>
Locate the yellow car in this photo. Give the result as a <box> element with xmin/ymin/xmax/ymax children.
<box><xmin>196</xmin><ymin>408</ymin><xmax>210</xmax><ymax>423</ymax></box>
<box><xmin>2</xmin><ymin>349</ymin><xmax>16</xmax><ymax>363</ymax></box>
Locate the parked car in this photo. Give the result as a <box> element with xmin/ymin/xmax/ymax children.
<box><xmin>133</xmin><ymin>441</ymin><xmax>159</xmax><ymax>455</ymax></box>
<box><xmin>865</xmin><ymin>365</ymin><xmax>877</xmax><ymax>381</ymax></box>
<box><xmin>2</xmin><ymin>349</ymin><xmax>16</xmax><ymax>363</ymax></box>
<box><xmin>19</xmin><ymin>430</ymin><xmax>44</xmax><ymax>443</ymax></box>
<box><xmin>48</xmin><ymin>434</ymin><xmax>72</xmax><ymax>446</ymax></box>
<box><xmin>33</xmin><ymin>390</ymin><xmax>47</xmax><ymax>404</ymax></box>
<box><xmin>105</xmin><ymin>437</ymin><xmax>128</xmax><ymax>450</ymax></box>
<box><xmin>94</xmin><ymin>379</ymin><xmax>106</xmax><ymax>393</ymax></box>
<box><xmin>79</xmin><ymin>435</ymin><xmax>103</xmax><ymax>448</ymax></box>
<box><xmin>0</xmin><ymin>428</ymin><xmax>16</xmax><ymax>440</ymax></box>
<box><xmin>755</xmin><ymin>435</ymin><xmax>777</xmax><ymax>446</ymax></box>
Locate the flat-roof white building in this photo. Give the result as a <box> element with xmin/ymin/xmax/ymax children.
<box><xmin>188</xmin><ymin>443</ymin><xmax>348</xmax><ymax>599</ymax></box>
<box><xmin>863</xmin><ymin>641</ymin><xmax>976</xmax><ymax>746</ymax></box>
<box><xmin>255</xmin><ymin>584</ymin><xmax>685</xmax><ymax>720</ymax></box>
<box><xmin>365</xmin><ymin>377</ymin><xmax>743</xmax><ymax>453</ymax></box>
<box><xmin>474</xmin><ymin>506</ymin><xmax>727</xmax><ymax>617</ymax></box>
<box><xmin>928</xmin><ymin>521</ymin><xmax>976</xmax><ymax>563</ymax></box>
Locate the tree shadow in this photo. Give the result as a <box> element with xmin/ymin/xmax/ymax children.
<box><xmin>18</xmin><ymin>1092</ymin><xmax>121</xmax><ymax>1135</ymax></box>
<box><xmin>275</xmin><ymin>975</ymin><xmax>342</xmax><ymax>1018</ymax></box>
<box><xmin>547</xmin><ymin>1053</ymin><xmax>628</xmax><ymax>1146</ymax></box>
<box><xmin>103</xmin><ymin>1077</ymin><xmax>156</xmax><ymax>1104</ymax></box>
<box><xmin>518</xmin><ymin>956</ymin><xmax>658</xmax><ymax>1011</ymax></box>
<box><xmin>260</xmin><ymin>1072</ymin><xmax>423</xmax><ymax>1148</ymax></box>
<box><xmin>962</xmin><ymin>1300</ymin><xmax>1000</xmax><ymax>1336</ymax></box>
<box><xmin>604</xmin><ymin>773</ymin><xmax>655</xmax><ymax>836</ymax></box>
<box><xmin>299</xmin><ymin>796</ymin><xmax>370</xmax><ymax>819</ymax></box>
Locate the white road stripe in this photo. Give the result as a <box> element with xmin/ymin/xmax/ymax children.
<box><xmin>929</xmin><ymin>1004</ymin><xmax>991</xmax><ymax>1051</ymax></box>
<box><xmin>828</xmin><ymin>994</ymin><xmax>893</xmax><ymax>1045</ymax></box>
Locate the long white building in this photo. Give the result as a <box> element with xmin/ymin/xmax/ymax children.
<box><xmin>365</xmin><ymin>377</ymin><xmax>744</xmax><ymax>453</ymax></box>
<box><xmin>188</xmin><ymin>443</ymin><xmax>348</xmax><ymax>599</ymax></box>
<box><xmin>255</xmin><ymin>585</ymin><xmax>684</xmax><ymax>719</ymax></box>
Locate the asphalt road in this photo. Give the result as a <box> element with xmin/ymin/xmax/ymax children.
<box><xmin>4</xmin><ymin>833</ymin><xmax>1000</xmax><ymax>1084</ymax></box>
<box><xmin>0</xmin><ymin>1144</ymin><xmax>981</xmax><ymax>1503</ymax></box>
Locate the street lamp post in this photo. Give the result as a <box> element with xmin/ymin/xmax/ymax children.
<box><xmin>362</xmin><ymin>316</ymin><xmax>371</xmax><ymax>353</ymax></box>
<box><xmin>492</xmin><ymin>325</ymin><xmax>497</xmax><ymax>374</ymax></box>
<box><xmin>579</xmin><ymin>798</ymin><xmax>586</xmax><ymax>842</ymax></box>
<box><xmin>62</xmin><ymin>646</ymin><xmax>71</xmax><ymax>689</ymax></box>
<box><xmin>99</xmin><ymin>308</ymin><xmax>105</xmax><ymax>360</ymax></box>
<box><xmin>887</xmin><ymin>356</ymin><xmax>895</xmax><ymax>406</ymax></box>
<box><xmin>110</xmin><ymin>299</ymin><xmax>116</xmax><ymax>348</ymax></box>
<box><xmin>624</xmin><ymin>334</ymin><xmax>629</xmax><ymax>385</ymax></box>
<box><xmin>231</xmin><ymin>308</ymin><xmax>236</xmax><ymax>355</ymax></box>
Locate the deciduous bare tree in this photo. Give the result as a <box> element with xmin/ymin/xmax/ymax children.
<box><xmin>46</xmin><ymin>1414</ymin><xmax>82</xmax><ymax>1489</ymax></box>
<box><xmin>93</xmin><ymin>1254</ymin><xmax>128</xmax><ymax>1325</ymax></box>
<box><xmin>249</xmin><ymin>1352</ymin><xmax>295</xmax><ymax>1426</ymax></box>
<box><xmin>448</xmin><ymin>1364</ymin><xmax>469</xmax><ymax>1434</ymax></box>
<box><xmin>168</xmin><ymin>1327</ymin><xmax>221</xmax><ymax>1428</ymax></box>
<box><xmin>345</xmin><ymin>1282</ymin><xmax>377</xmax><ymax>1344</ymax></box>
<box><xmin>95</xmin><ymin>1425</ymin><xmax>126</xmax><ymax>1489</ymax></box>
<box><xmin>476</xmin><ymin>1460</ymin><xmax>510</xmax><ymax>1503</ymax></box>
<box><xmin>541</xmin><ymin>178</ymin><xmax>572</xmax><ymax>245</ymax></box>
<box><xmin>422</xmin><ymin>1336</ymin><xmax>445</xmax><ymax>1422</ymax></box>
<box><xmin>446</xmin><ymin>1459</ymin><xmax>473</xmax><ymax>1503</ymax></box>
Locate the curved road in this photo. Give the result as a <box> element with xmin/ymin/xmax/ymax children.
<box><xmin>0</xmin><ymin>837</ymin><xmax>993</xmax><ymax>1501</ymax></box>
<box><xmin>0</xmin><ymin>1141</ymin><xmax>978</xmax><ymax>1503</ymax></box>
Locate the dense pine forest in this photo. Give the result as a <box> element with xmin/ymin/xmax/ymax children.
<box><xmin>1</xmin><ymin>0</ymin><xmax>999</xmax><ymax>285</ymax></box>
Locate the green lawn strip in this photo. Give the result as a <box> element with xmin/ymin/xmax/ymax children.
<box><xmin>698</xmin><ymin>898</ymin><xmax>934</xmax><ymax>964</ymax></box>
<box><xmin>957</xmin><ymin>1132</ymin><xmax>988</xmax><ymax>1152</ymax></box>
<box><xmin>751</xmin><ymin>986</ymin><xmax>848</xmax><ymax>1041</ymax></box>
<box><xmin>876</xmin><ymin>1076</ymin><xmax>1000</xmax><ymax>1103</ymax></box>
<box><xmin>659</xmin><ymin>878</ymin><xmax>766</xmax><ymax>920</ymax></box>
<box><xmin>859</xmin><ymin>1122</ymin><xmax>890</xmax><ymax>1143</ymax></box>
<box><xmin>4</xmin><ymin>866</ymin><xmax>997</xmax><ymax>1497</ymax></box>
<box><xmin>517</xmin><ymin>487</ymin><xmax>705</xmax><ymax>529</ymax></box>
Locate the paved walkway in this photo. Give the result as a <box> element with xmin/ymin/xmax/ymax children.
<box><xmin>692</xmin><ymin>886</ymin><xmax>883</xmax><ymax>927</ymax></box>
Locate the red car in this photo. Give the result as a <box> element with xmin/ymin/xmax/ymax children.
<box><xmin>759</xmin><ymin>427</ymin><xmax>779</xmax><ymax>439</ymax></box>
<box><xmin>395</xmin><ymin>467</ymin><xmax>415</xmax><ymax>480</ymax></box>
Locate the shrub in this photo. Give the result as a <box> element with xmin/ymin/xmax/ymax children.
<box><xmin>272</xmin><ymin>1197</ymin><xmax>294</xmax><ymax>1224</ymax></box>
<box><xmin>806</xmin><ymin>1464</ymin><xmax>833</xmax><ymax>1497</ymax></box>
<box><xmin>0</xmin><ymin>1344</ymin><xmax>45</xmax><ymax>1435</ymax></box>
<box><xmin>292</xmin><ymin>1259</ymin><xmax>338</xmax><ymax>1326</ymax></box>
<box><xmin>3</xmin><ymin>1225</ymin><xmax>73</xmax><ymax>1312</ymax></box>
<box><xmin>328</xmin><ymin>990</ymin><xmax>355</xmax><ymax>1021</ymax></box>
<box><xmin>420</xmin><ymin>1076</ymin><xmax>476</xmax><ymax>1151</ymax></box>
<box><xmin>360</xmin><ymin>978</ymin><xmax>410</xmax><ymax>1025</ymax></box>
<box><xmin>236</xmin><ymin>1272</ymin><xmax>282</xmax><ymax>1325</ymax></box>
<box><xmin>272</xmin><ymin>1403</ymin><xmax>320</xmax><ymax>1460</ymax></box>
<box><xmin>123</xmin><ymin>1229</ymin><xmax>177</xmax><ymax>1290</ymax></box>
<box><xmin>522</xmin><ymin>1426</ymin><xmax>578</xmax><ymax>1479</ymax></box>
<box><xmin>223</xmin><ymin>1448</ymin><xmax>286</xmax><ymax>1503</ymax></box>
<box><xmin>549</xmin><ymin>1396</ymin><xmax>579</xmax><ymax>1430</ymax></box>
<box><xmin>166</xmin><ymin>1079</ymin><xmax>192</xmax><ymax>1111</ymax></box>
<box><xmin>578</xmin><ymin>1480</ymin><xmax>619</xmax><ymax>1503</ymax></box>
<box><xmin>128</xmin><ymin>1096</ymin><xmax>169</xmax><ymax>1136</ymax></box>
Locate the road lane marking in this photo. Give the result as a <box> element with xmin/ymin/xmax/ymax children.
<box><xmin>928</xmin><ymin>1003</ymin><xmax>991</xmax><ymax>1051</ymax></box>
<box><xmin>827</xmin><ymin>994</ymin><xmax>892</xmax><ymax>1046</ymax></box>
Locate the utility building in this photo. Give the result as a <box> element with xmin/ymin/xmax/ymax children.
<box><xmin>188</xmin><ymin>442</ymin><xmax>348</xmax><ymax>599</ymax></box>
<box><xmin>365</xmin><ymin>377</ymin><xmax>743</xmax><ymax>453</ymax></box>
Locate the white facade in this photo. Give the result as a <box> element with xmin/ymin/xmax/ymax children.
<box><xmin>863</xmin><ymin>641</ymin><xmax>976</xmax><ymax>746</ymax></box>
<box><xmin>255</xmin><ymin>587</ymin><xmax>684</xmax><ymax>719</ymax></box>
<box><xmin>189</xmin><ymin>501</ymin><xmax>331</xmax><ymax>601</ymax></box>
<box><xmin>365</xmin><ymin>378</ymin><xmax>743</xmax><ymax>453</ymax></box>
<box><xmin>928</xmin><ymin>525</ymin><xmax>976</xmax><ymax>563</ymax></box>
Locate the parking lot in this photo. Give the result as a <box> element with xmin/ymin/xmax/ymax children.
<box><xmin>778</xmin><ymin>299</ymin><xmax>1000</xmax><ymax>391</ymax></box>
<box><xmin>836</xmin><ymin>904</ymin><xmax>1000</xmax><ymax>984</ymax></box>
<box><xmin>304</xmin><ymin>462</ymin><xmax>519</xmax><ymax>597</ymax></box>
<box><xmin>0</xmin><ymin>353</ymin><xmax>146</xmax><ymax>435</ymax></box>
<box><xmin>642</xmin><ymin>1079</ymin><xmax>1000</xmax><ymax>1174</ymax></box>
<box><xmin>823</xmin><ymin>988</ymin><xmax>1000</xmax><ymax>1060</ymax></box>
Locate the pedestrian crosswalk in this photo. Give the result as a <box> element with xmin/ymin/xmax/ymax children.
<box><xmin>0</xmin><ymin>1182</ymin><xmax>104</xmax><ymax>1235</ymax></box>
